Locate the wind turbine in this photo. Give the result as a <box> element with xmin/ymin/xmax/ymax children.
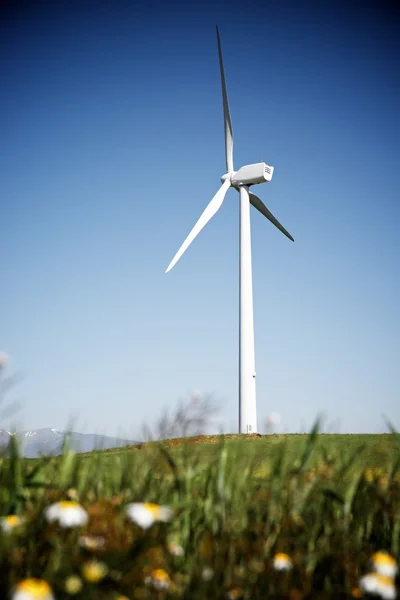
<box><xmin>165</xmin><ymin>26</ymin><xmax>294</xmax><ymax>434</ymax></box>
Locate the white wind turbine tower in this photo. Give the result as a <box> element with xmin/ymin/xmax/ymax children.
<box><xmin>165</xmin><ymin>26</ymin><xmax>294</xmax><ymax>434</ymax></box>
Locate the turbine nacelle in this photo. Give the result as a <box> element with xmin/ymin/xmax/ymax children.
<box><xmin>231</xmin><ymin>162</ymin><xmax>274</xmax><ymax>186</ymax></box>
<box><xmin>221</xmin><ymin>163</ymin><xmax>274</xmax><ymax>188</ymax></box>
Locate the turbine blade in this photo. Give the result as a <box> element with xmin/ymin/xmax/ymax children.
<box><xmin>165</xmin><ymin>179</ymin><xmax>231</xmax><ymax>273</ymax></box>
<box><xmin>249</xmin><ymin>192</ymin><xmax>294</xmax><ymax>242</ymax></box>
<box><xmin>216</xmin><ymin>25</ymin><xmax>234</xmax><ymax>173</ymax></box>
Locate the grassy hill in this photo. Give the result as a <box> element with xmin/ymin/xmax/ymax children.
<box><xmin>1</xmin><ymin>430</ymin><xmax>399</xmax><ymax>599</ymax></box>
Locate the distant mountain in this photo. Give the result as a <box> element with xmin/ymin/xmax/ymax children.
<box><xmin>0</xmin><ymin>428</ymin><xmax>137</xmax><ymax>458</ymax></box>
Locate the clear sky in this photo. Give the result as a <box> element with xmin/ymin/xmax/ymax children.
<box><xmin>1</xmin><ymin>0</ymin><xmax>399</xmax><ymax>438</ymax></box>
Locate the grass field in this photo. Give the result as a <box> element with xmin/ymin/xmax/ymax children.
<box><xmin>1</xmin><ymin>427</ymin><xmax>399</xmax><ymax>599</ymax></box>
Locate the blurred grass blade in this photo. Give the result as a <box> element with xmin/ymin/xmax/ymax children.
<box><xmin>290</xmin><ymin>419</ymin><xmax>320</xmax><ymax>474</ymax></box>
<box><xmin>321</xmin><ymin>488</ymin><xmax>344</xmax><ymax>505</ymax></box>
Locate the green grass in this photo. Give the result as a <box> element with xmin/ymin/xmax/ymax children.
<box><xmin>1</xmin><ymin>429</ymin><xmax>400</xmax><ymax>599</ymax></box>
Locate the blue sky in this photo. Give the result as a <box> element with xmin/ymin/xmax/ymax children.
<box><xmin>1</xmin><ymin>0</ymin><xmax>399</xmax><ymax>437</ymax></box>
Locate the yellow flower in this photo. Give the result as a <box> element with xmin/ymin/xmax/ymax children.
<box><xmin>82</xmin><ymin>559</ymin><xmax>108</xmax><ymax>582</ymax></box>
<box><xmin>272</xmin><ymin>552</ymin><xmax>293</xmax><ymax>571</ymax></box>
<box><xmin>371</xmin><ymin>551</ymin><xmax>398</xmax><ymax>578</ymax></box>
<box><xmin>1</xmin><ymin>514</ymin><xmax>24</xmax><ymax>533</ymax></box>
<box><xmin>364</xmin><ymin>468</ymin><xmax>374</xmax><ymax>483</ymax></box>
<box><xmin>359</xmin><ymin>573</ymin><xmax>396</xmax><ymax>599</ymax></box>
<box><xmin>44</xmin><ymin>501</ymin><xmax>88</xmax><ymax>528</ymax></box>
<box><xmin>11</xmin><ymin>579</ymin><xmax>54</xmax><ymax>600</ymax></box>
<box><xmin>125</xmin><ymin>502</ymin><xmax>173</xmax><ymax>529</ymax></box>
<box><xmin>145</xmin><ymin>569</ymin><xmax>170</xmax><ymax>590</ymax></box>
<box><xmin>64</xmin><ymin>576</ymin><xmax>83</xmax><ymax>595</ymax></box>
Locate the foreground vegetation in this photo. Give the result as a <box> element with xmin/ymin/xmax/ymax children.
<box><xmin>1</xmin><ymin>424</ymin><xmax>400</xmax><ymax>599</ymax></box>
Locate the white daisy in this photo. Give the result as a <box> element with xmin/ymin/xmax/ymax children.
<box><xmin>11</xmin><ymin>579</ymin><xmax>54</xmax><ymax>600</ymax></box>
<box><xmin>145</xmin><ymin>569</ymin><xmax>170</xmax><ymax>590</ymax></box>
<box><xmin>1</xmin><ymin>514</ymin><xmax>24</xmax><ymax>533</ymax></box>
<box><xmin>272</xmin><ymin>552</ymin><xmax>293</xmax><ymax>571</ymax></box>
<box><xmin>125</xmin><ymin>502</ymin><xmax>173</xmax><ymax>529</ymax></box>
<box><xmin>44</xmin><ymin>500</ymin><xmax>88</xmax><ymax>528</ymax></box>
<box><xmin>372</xmin><ymin>552</ymin><xmax>398</xmax><ymax>578</ymax></box>
<box><xmin>359</xmin><ymin>573</ymin><xmax>396</xmax><ymax>600</ymax></box>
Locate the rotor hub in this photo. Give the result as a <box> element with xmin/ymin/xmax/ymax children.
<box><xmin>221</xmin><ymin>171</ymin><xmax>236</xmax><ymax>185</ymax></box>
